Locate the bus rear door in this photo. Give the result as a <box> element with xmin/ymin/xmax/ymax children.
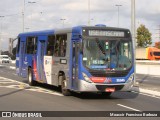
<box><xmin>19</xmin><ymin>37</ymin><xmax>27</xmax><ymax>77</ymax></box>
<box><xmin>36</xmin><ymin>36</ymin><xmax>47</xmax><ymax>82</ymax></box>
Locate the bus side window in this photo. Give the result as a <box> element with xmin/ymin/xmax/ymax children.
<box><xmin>16</xmin><ymin>37</ymin><xmax>20</xmax><ymax>53</ymax></box>
<box><xmin>26</xmin><ymin>37</ymin><xmax>37</xmax><ymax>54</ymax></box>
<box><xmin>47</xmin><ymin>35</ymin><xmax>55</xmax><ymax>56</ymax></box>
<box><xmin>54</xmin><ymin>34</ymin><xmax>67</xmax><ymax>57</ymax></box>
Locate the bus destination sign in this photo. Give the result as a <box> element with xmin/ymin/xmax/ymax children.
<box><xmin>88</xmin><ymin>30</ymin><xmax>125</xmax><ymax>37</ymax></box>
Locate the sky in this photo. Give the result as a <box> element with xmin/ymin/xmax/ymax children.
<box><xmin>0</xmin><ymin>0</ymin><xmax>160</xmax><ymax>50</ymax></box>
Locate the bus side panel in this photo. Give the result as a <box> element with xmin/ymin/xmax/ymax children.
<box><xmin>43</xmin><ymin>56</ymin><xmax>52</xmax><ymax>84</ymax></box>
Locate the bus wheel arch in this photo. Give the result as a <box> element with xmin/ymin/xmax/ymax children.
<box><xmin>28</xmin><ymin>67</ymin><xmax>35</xmax><ymax>86</ymax></box>
<box><xmin>58</xmin><ymin>71</ymin><xmax>71</xmax><ymax>96</ymax></box>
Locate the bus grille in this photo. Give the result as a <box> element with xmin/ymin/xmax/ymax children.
<box><xmin>89</xmin><ymin>71</ymin><xmax>128</xmax><ymax>77</ymax></box>
<box><xmin>96</xmin><ymin>85</ymin><xmax>124</xmax><ymax>91</ymax></box>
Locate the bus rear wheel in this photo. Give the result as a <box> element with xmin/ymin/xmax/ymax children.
<box><xmin>60</xmin><ymin>76</ymin><xmax>71</xmax><ymax>96</ymax></box>
<box><xmin>28</xmin><ymin>68</ymin><xmax>35</xmax><ymax>86</ymax></box>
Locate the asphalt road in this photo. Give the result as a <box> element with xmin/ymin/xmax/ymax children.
<box><xmin>0</xmin><ymin>66</ymin><xmax>160</xmax><ymax>120</ymax></box>
<box><xmin>136</xmin><ymin>74</ymin><xmax>160</xmax><ymax>91</ymax></box>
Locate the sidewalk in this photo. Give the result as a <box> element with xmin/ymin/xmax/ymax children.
<box><xmin>136</xmin><ymin>64</ymin><xmax>160</xmax><ymax>76</ymax></box>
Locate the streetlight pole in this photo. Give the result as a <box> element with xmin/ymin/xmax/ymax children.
<box><xmin>22</xmin><ymin>0</ymin><xmax>25</xmax><ymax>32</ymax></box>
<box><xmin>131</xmin><ymin>0</ymin><xmax>136</xmax><ymax>85</ymax></box>
<box><xmin>88</xmin><ymin>0</ymin><xmax>90</xmax><ymax>26</ymax></box>
<box><xmin>115</xmin><ymin>5</ymin><xmax>122</xmax><ymax>27</ymax></box>
<box><xmin>0</xmin><ymin>16</ymin><xmax>4</xmax><ymax>55</ymax></box>
<box><xmin>28</xmin><ymin>1</ymin><xmax>36</xmax><ymax>31</ymax></box>
<box><xmin>60</xmin><ymin>19</ymin><xmax>66</xmax><ymax>28</ymax></box>
<box><xmin>131</xmin><ymin>0</ymin><xmax>136</xmax><ymax>46</ymax></box>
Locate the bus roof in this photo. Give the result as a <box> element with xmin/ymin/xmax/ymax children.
<box><xmin>18</xmin><ymin>29</ymin><xmax>54</xmax><ymax>37</ymax></box>
<box><xmin>18</xmin><ymin>25</ymin><xmax>130</xmax><ymax>37</ymax></box>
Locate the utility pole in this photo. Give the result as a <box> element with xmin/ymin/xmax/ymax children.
<box><xmin>155</xmin><ymin>25</ymin><xmax>160</xmax><ymax>42</ymax></box>
<box><xmin>88</xmin><ymin>0</ymin><xmax>90</xmax><ymax>26</ymax></box>
<box><xmin>115</xmin><ymin>5</ymin><xmax>122</xmax><ymax>27</ymax></box>
<box><xmin>131</xmin><ymin>0</ymin><xmax>136</xmax><ymax>85</ymax></box>
<box><xmin>131</xmin><ymin>0</ymin><xmax>136</xmax><ymax>47</ymax></box>
<box><xmin>28</xmin><ymin>1</ymin><xmax>36</xmax><ymax>31</ymax></box>
<box><xmin>22</xmin><ymin>0</ymin><xmax>25</xmax><ymax>32</ymax></box>
<box><xmin>0</xmin><ymin>16</ymin><xmax>5</xmax><ymax>55</ymax></box>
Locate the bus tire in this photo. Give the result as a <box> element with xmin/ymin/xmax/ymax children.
<box><xmin>60</xmin><ymin>76</ymin><xmax>71</xmax><ymax>96</ymax></box>
<box><xmin>101</xmin><ymin>92</ymin><xmax>112</xmax><ymax>96</ymax></box>
<box><xmin>28</xmin><ymin>68</ymin><xmax>35</xmax><ymax>86</ymax></box>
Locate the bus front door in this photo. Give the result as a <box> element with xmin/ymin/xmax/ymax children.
<box><xmin>19</xmin><ymin>41</ymin><xmax>27</xmax><ymax>77</ymax></box>
<box><xmin>72</xmin><ymin>42</ymin><xmax>79</xmax><ymax>89</ymax></box>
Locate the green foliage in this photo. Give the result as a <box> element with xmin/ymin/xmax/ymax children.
<box><xmin>136</xmin><ymin>24</ymin><xmax>152</xmax><ymax>47</ymax></box>
<box><xmin>155</xmin><ymin>42</ymin><xmax>160</xmax><ymax>49</ymax></box>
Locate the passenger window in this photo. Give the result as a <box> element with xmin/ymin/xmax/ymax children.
<box><xmin>46</xmin><ymin>35</ymin><xmax>55</xmax><ymax>56</ymax></box>
<box><xmin>16</xmin><ymin>38</ymin><xmax>20</xmax><ymax>53</ymax></box>
<box><xmin>54</xmin><ymin>34</ymin><xmax>67</xmax><ymax>57</ymax></box>
<box><xmin>26</xmin><ymin>37</ymin><xmax>37</xmax><ymax>54</ymax></box>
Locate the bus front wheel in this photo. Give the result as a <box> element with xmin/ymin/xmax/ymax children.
<box><xmin>28</xmin><ymin>68</ymin><xmax>35</xmax><ymax>86</ymax></box>
<box><xmin>60</xmin><ymin>76</ymin><xmax>71</xmax><ymax>96</ymax></box>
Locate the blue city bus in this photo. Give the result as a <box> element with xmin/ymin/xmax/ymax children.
<box><xmin>16</xmin><ymin>25</ymin><xmax>135</xmax><ymax>96</ymax></box>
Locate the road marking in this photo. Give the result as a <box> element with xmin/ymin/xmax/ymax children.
<box><xmin>140</xmin><ymin>88</ymin><xmax>160</xmax><ymax>97</ymax></box>
<box><xmin>117</xmin><ymin>104</ymin><xmax>141</xmax><ymax>112</ymax></box>
<box><xmin>132</xmin><ymin>91</ymin><xmax>160</xmax><ymax>99</ymax></box>
<box><xmin>0</xmin><ymin>76</ymin><xmax>63</xmax><ymax>96</ymax></box>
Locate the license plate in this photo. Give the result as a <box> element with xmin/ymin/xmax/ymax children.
<box><xmin>105</xmin><ymin>88</ymin><xmax>115</xmax><ymax>92</ymax></box>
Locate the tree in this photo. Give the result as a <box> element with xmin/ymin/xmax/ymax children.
<box><xmin>155</xmin><ymin>42</ymin><xmax>160</xmax><ymax>49</ymax></box>
<box><xmin>136</xmin><ymin>24</ymin><xmax>152</xmax><ymax>47</ymax></box>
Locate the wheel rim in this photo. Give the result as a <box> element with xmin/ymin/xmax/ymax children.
<box><xmin>62</xmin><ymin>80</ymin><xmax>66</xmax><ymax>89</ymax></box>
<box><xmin>28</xmin><ymin>70</ymin><xmax>32</xmax><ymax>83</ymax></box>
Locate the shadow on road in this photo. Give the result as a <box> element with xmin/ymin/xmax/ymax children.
<box><xmin>22</xmin><ymin>79</ymin><xmax>62</xmax><ymax>94</ymax></box>
<box><xmin>0</xmin><ymin>89</ymin><xmax>25</xmax><ymax>98</ymax></box>
<box><xmin>70</xmin><ymin>91</ymin><xmax>139</xmax><ymax>100</ymax></box>
<box><xmin>138</xmin><ymin>74</ymin><xmax>149</xmax><ymax>84</ymax></box>
<box><xmin>20</xmin><ymin>79</ymin><xmax>140</xmax><ymax>100</ymax></box>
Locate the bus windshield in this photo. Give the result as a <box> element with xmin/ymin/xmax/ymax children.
<box><xmin>153</xmin><ymin>52</ymin><xmax>160</xmax><ymax>56</ymax></box>
<box><xmin>83</xmin><ymin>38</ymin><xmax>133</xmax><ymax>71</ymax></box>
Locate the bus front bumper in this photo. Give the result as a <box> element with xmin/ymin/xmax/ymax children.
<box><xmin>77</xmin><ymin>80</ymin><xmax>134</xmax><ymax>92</ymax></box>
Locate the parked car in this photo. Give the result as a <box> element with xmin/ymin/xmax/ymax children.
<box><xmin>0</xmin><ymin>55</ymin><xmax>11</xmax><ymax>64</ymax></box>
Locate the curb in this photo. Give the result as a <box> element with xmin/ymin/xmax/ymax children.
<box><xmin>132</xmin><ymin>86</ymin><xmax>160</xmax><ymax>98</ymax></box>
<box><xmin>136</xmin><ymin>61</ymin><xmax>160</xmax><ymax>65</ymax></box>
<box><xmin>10</xmin><ymin>66</ymin><xmax>16</xmax><ymax>69</ymax></box>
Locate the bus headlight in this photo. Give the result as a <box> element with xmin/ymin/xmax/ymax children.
<box><xmin>126</xmin><ymin>73</ymin><xmax>134</xmax><ymax>83</ymax></box>
<box><xmin>82</xmin><ymin>73</ymin><xmax>92</xmax><ymax>83</ymax></box>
